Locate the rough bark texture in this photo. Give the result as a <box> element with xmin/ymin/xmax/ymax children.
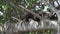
<box><xmin>0</xmin><ymin>19</ymin><xmax>57</xmax><ymax>34</ymax></box>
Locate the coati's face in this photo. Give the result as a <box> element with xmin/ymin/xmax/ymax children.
<box><xmin>49</xmin><ymin>13</ymin><xmax>58</xmax><ymax>21</ymax></box>
<box><xmin>38</xmin><ymin>11</ymin><xmax>58</xmax><ymax>21</ymax></box>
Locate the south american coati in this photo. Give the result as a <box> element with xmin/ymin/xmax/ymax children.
<box><xmin>24</xmin><ymin>12</ymin><xmax>49</xmax><ymax>22</ymax></box>
<box><xmin>20</xmin><ymin>11</ymin><xmax>48</xmax><ymax>21</ymax></box>
<box><xmin>24</xmin><ymin>12</ymin><xmax>58</xmax><ymax>22</ymax></box>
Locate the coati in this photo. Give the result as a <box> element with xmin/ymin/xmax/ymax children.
<box><xmin>24</xmin><ymin>12</ymin><xmax>58</xmax><ymax>22</ymax></box>
<box><xmin>24</xmin><ymin>12</ymin><xmax>49</xmax><ymax>22</ymax></box>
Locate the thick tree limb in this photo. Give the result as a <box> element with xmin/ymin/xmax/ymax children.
<box><xmin>0</xmin><ymin>20</ymin><xmax>57</xmax><ymax>34</ymax></box>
